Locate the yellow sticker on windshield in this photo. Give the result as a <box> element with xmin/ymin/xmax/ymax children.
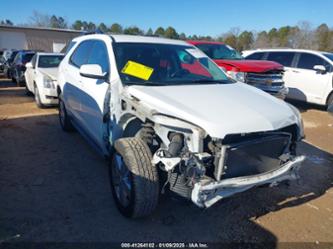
<box><xmin>121</xmin><ymin>60</ymin><xmax>154</xmax><ymax>80</ymax></box>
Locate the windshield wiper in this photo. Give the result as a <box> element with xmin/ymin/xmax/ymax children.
<box><xmin>125</xmin><ymin>81</ymin><xmax>162</xmax><ymax>86</ymax></box>
<box><xmin>125</xmin><ymin>79</ymin><xmax>233</xmax><ymax>86</ymax></box>
<box><xmin>189</xmin><ymin>79</ymin><xmax>232</xmax><ymax>84</ymax></box>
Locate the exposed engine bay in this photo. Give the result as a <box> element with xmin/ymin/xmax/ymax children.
<box><xmin>126</xmin><ymin>111</ymin><xmax>305</xmax><ymax>208</ymax></box>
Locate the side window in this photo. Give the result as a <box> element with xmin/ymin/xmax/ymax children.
<box><xmin>245</xmin><ymin>52</ymin><xmax>265</xmax><ymax>60</ymax></box>
<box><xmin>297</xmin><ymin>53</ymin><xmax>330</xmax><ymax>70</ymax></box>
<box><xmin>87</xmin><ymin>41</ymin><xmax>109</xmax><ymax>73</ymax></box>
<box><xmin>266</xmin><ymin>52</ymin><xmax>295</xmax><ymax>67</ymax></box>
<box><xmin>70</xmin><ymin>40</ymin><xmax>94</xmax><ymax>68</ymax></box>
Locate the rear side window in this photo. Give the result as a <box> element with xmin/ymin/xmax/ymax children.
<box><xmin>70</xmin><ymin>40</ymin><xmax>94</xmax><ymax>68</ymax></box>
<box><xmin>245</xmin><ymin>52</ymin><xmax>265</xmax><ymax>60</ymax></box>
<box><xmin>87</xmin><ymin>41</ymin><xmax>109</xmax><ymax>73</ymax></box>
<box><xmin>297</xmin><ymin>53</ymin><xmax>330</xmax><ymax>70</ymax></box>
<box><xmin>266</xmin><ymin>52</ymin><xmax>295</xmax><ymax>67</ymax></box>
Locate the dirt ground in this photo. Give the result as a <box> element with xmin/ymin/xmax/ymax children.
<box><xmin>0</xmin><ymin>78</ymin><xmax>332</xmax><ymax>246</ymax></box>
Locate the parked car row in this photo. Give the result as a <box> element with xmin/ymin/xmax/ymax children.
<box><xmin>1</xmin><ymin>49</ymin><xmax>35</xmax><ymax>85</ymax></box>
<box><xmin>0</xmin><ymin>49</ymin><xmax>64</xmax><ymax>107</ymax></box>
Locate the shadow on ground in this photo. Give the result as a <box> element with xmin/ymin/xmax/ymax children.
<box><xmin>286</xmin><ymin>98</ymin><xmax>327</xmax><ymax>113</ymax></box>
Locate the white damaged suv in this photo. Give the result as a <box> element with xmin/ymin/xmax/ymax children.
<box><xmin>57</xmin><ymin>34</ymin><xmax>305</xmax><ymax>218</ymax></box>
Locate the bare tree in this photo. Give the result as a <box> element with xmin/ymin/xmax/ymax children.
<box><xmin>29</xmin><ymin>10</ymin><xmax>51</xmax><ymax>27</ymax></box>
<box><xmin>290</xmin><ymin>21</ymin><xmax>316</xmax><ymax>49</ymax></box>
<box><xmin>253</xmin><ymin>31</ymin><xmax>270</xmax><ymax>48</ymax></box>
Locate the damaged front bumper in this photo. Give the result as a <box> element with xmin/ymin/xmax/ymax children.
<box><xmin>191</xmin><ymin>155</ymin><xmax>305</xmax><ymax>208</ymax></box>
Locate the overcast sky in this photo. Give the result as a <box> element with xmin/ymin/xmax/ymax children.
<box><xmin>1</xmin><ymin>0</ymin><xmax>332</xmax><ymax>36</ymax></box>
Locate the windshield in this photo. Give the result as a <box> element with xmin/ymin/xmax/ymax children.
<box><xmin>195</xmin><ymin>43</ymin><xmax>243</xmax><ymax>60</ymax></box>
<box><xmin>8</xmin><ymin>51</ymin><xmax>18</xmax><ymax>63</ymax></box>
<box><xmin>113</xmin><ymin>43</ymin><xmax>231</xmax><ymax>86</ymax></box>
<box><xmin>323</xmin><ymin>53</ymin><xmax>333</xmax><ymax>62</ymax></box>
<box><xmin>38</xmin><ymin>55</ymin><xmax>64</xmax><ymax>68</ymax></box>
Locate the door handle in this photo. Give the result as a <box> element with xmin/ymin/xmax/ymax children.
<box><xmin>292</xmin><ymin>70</ymin><xmax>300</xmax><ymax>73</ymax></box>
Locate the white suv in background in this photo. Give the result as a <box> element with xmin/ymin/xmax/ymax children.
<box><xmin>243</xmin><ymin>49</ymin><xmax>333</xmax><ymax>108</ymax></box>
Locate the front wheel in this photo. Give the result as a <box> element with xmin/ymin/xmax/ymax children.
<box><xmin>110</xmin><ymin>137</ymin><xmax>160</xmax><ymax>218</ymax></box>
<box><xmin>327</xmin><ymin>93</ymin><xmax>333</xmax><ymax>111</ymax></box>
<box><xmin>58</xmin><ymin>95</ymin><xmax>74</xmax><ymax>132</ymax></box>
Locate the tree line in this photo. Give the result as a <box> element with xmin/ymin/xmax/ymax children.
<box><xmin>2</xmin><ymin>11</ymin><xmax>333</xmax><ymax>52</ymax></box>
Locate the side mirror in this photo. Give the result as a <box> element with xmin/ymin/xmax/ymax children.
<box><xmin>79</xmin><ymin>64</ymin><xmax>108</xmax><ymax>80</ymax></box>
<box><xmin>313</xmin><ymin>65</ymin><xmax>326</xmax><ymax>73</ymax></box>
<box><xmin>26</xmin><ymin>62</ymin><xmax>33</xmax><ymax>68</ymax></box>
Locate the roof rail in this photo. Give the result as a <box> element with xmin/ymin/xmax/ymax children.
<box><xmin>82</xmin><ymin>28</ymin><xmax>104</xmax><ymax>35</ymax></box>
<box><xmin>252</xmin><ymin>47</ymin><xmax>293</xmax><ymax>50</ymax></box>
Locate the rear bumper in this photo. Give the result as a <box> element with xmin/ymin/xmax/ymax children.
<box><xmin>191</xmin><ymin>155</ymin><xmax>305</xmax><ymax>208</ymax></box>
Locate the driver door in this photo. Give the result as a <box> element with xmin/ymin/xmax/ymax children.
<box><xmin>79</xmin><ymin>40</ymin><xmax>110</xmax><ymax>153</ymax></box>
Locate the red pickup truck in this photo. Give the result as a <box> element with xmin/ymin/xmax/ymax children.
<box><xmin>187</xmin><ymin>41</ymin><xmax>288</xmax><ymax>98</ymax></box>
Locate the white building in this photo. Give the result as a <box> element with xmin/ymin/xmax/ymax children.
<box><xmin>0</xmin><ymin>25</ymin><xmax>81</xmax><ymax>52</ymax></box>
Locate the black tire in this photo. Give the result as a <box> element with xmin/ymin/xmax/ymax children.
<box><xmin>58</xmin><ymin>95</ymin><xmax>74</xmax><ymax>132</ymax></box>
<box><xmin>6</xmin><ymin>70</ymin><xmax>11</xmax><ymax>79</ymax></box>
<box><xmin>34</xmin><ymin>84</ymin><xmax>45</xmax><ymax>108</ymax></box>
<box><xmin>25</xmin><ymin>85</ymin><xmax>33</xmax><ymax>96</ymax></box>
<box><xmin>14</xmin><ymin>70</ymin><xmax>20</xmax><ymax>86</ymax></box>
<box><xmin>327</xmin><ymin>93</ymin><xmax>333</xmax><ymax>111</ymax></box>
<box><xmin>110</xmin><ymin>137</ymin><xmax>159</xmax><ymax>218</ymax></box>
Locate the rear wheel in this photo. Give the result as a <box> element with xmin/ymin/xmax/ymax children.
<box><xmin>327</xmin><ymin>93</ymin><xmax>333</xmax><ymax>111</ymax></box>
<box><xmin>58</xmin><ymin>95</ymin><xmax>74</xmax><ymax>132</ymax></box>
<box><xmin>110</xmin><ymin>137</ymin><xmax>159</xmax><ymax>218</ymax></box>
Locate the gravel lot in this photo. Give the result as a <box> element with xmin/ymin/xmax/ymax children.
<box><xmin>0</xmin><ymin>78</ymin><xmax>332</xmax><ymax>245</ymax></box>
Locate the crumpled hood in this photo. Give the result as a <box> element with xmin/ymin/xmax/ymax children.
<box><xmin>126</xmin><ymin>83</ymin><xmax>298</xmax><ymax>138</ymax></box>
<box><xmin>38</xmin><ymin>68</ymin><xmax>59</xmax><ymax>81</ymax></box>
<box><xmin>214</xmin><ymin>59</ymin><xmax>283</xmax><ymax>73</ymax></box>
